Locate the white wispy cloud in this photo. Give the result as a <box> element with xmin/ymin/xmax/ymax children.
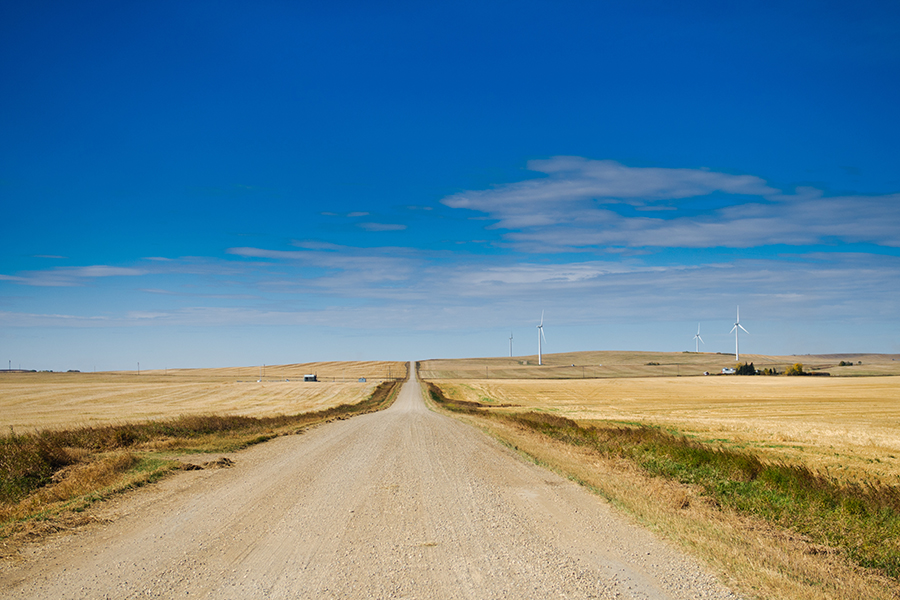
<box><xmin>442</xmin><ymin>157</ymin><xmax>900</xmax><ymax>249</ymax></box>
<box><xmin>357</xmin><ymin>222</ymin><xmax>407</xmax><ymax>232</ymax></box>
<box><xmin>227</xmin><ymin>244</ymin><xmax>420</xmax><ymax>288</ymax></box>
<box><xmin>0</xmin><ymin>265</ymin><xmax>146</xmax><ymax>287</ymax></box>
<box><xmin>4</xmin><ymin>252</ymin><xmax>897</xmax><ymax>330</ymax></box>
<box><xmin>3</xmin><ymin>215</ymin><xmax>895</xmax><ymax>344</ymax></box>
<box><xmin>227</xmin><ymin>247</ymin><xmax>307</xmax><ymax>260</ymax></box>
<box><xmin>0</xmin><ymin>311</ymin><xmax>113</xmax><ymax>326</ymax></box>
<box><xmin>291</xmin><ymin>240</ymin><xmax>348</xmax><ymax>251</ymax></box>
<box><xmin>139</xmin><ymin>288</ymin><xmax>257</xmax><ymax>299</ymax></box>
<box><xmin>445</xmin><ymin>261</ymin><xmax>665</xmax><ymax>287</ymax></box>
<box><xmin>198</xmin><ymin>241</ymin><xmax>900</xmax><ymax>325</ymax></box>
<box><xmin>321</xmin><ymin>211</ymin><xmax>370</xmax><ymax>217</ymax></box>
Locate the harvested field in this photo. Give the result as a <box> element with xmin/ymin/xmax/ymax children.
<box><xmin>0</xmin><ymin>361</ymin><xmax>407</xmax><ymax>432</ymax></box>
<box><xmin>429</xmin><ymin>374</ymin><xmax>900</xmax><ymax>485</ymax></box>
<box><xmin>420</xmin><ymin>351</ymin><xmax>900</xmax><ymax>379</ymax></box>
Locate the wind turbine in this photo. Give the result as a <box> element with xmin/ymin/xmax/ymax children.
<box><xmin>509</xmin><ymin>332</ymin><xmax>513</xmax><ymax>357</ymax></box>
<box><xmin>730</xmin><ymin>306</ymin><xmax>749</xmax><ymax>361</ymax></box>
<box><xmin>693</xmin><ymin>323</ymin><xmax>704</xmax><ymax>353</ymax></box>
<box><xmin>537</xmin><ymin>311</ymin><xmax>546</xmax><ymax>365</ymax></box>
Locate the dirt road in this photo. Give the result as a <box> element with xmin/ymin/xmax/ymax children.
<box><xmin>1</xmin><ymin>365</ymin><xmax>740</xmax><ymax>599</ymax></box>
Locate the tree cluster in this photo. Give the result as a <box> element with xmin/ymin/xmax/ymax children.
<box><xmin>735</xmin><ymin>362</ymin><xmax>757</xmax><ymax>375</ymax></box>
<box><xmin>785</xmin><ymin>363</ymin><xmax>805</xmax><ymax>376</ymax></box>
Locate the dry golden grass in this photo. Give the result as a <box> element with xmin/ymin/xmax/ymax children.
<box><xmin>0</xmin><ymin>361</ymin><xmax>407</xmax><ymax>432</ymax></box>
<box><xmin>1</xmin><ymin>378</ymin><xmax>405</xmax><ymax>557</ymax></box>
<box><xmin>449</xmin><ymin>411</ymin><xmax>900</xmax><ymax>600</ymax></box>
<box><xmin>432</xmin><ymin>376</ymin><xmax>900</xmax><ymax>486</ymax></box>
<box><xmin>425</xmin><ymin>352</ymin><xmax>900</xmax><ymax>487</ymax></box>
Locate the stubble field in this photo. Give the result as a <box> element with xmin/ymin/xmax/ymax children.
<box><xmin>0</xmin><ymin>361</ymin><xmax>408</xmax><ymax>432</ymax></box>
<box><xmin>428</xmin><ymin>373</ymin><xmax>900</xmax><ymax>485</ymax></box>
<box><xmin>422</xmin><ymin>352</ymin><xmax>900</xmax><ymax>485</ymax></box>
<box><xmin>420</xmin><ymin>350</ymin><xmax>900</xmax><ymax>379</ymax></box>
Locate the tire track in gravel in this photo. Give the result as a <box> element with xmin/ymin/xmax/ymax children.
<box><xmin>0</xmin><ymin>363</ymin><xmax>741</xmax><ymax>599</ymax></box>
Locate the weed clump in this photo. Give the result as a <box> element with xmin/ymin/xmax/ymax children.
<box><xmin>425</xmin><ymin>382</ymin><xmax>518</xmax><ymax>413</ymax></box>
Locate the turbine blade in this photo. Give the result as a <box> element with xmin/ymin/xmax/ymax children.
<box><xmin>730</xmin><ymin>325</ymin><xmax>737</xmax><ymax>333</ymax></box>
<box><xmin>540</xmin><ymin>310</ymin><xmax>544</xmax><ymax>326</ymax></box>
<box><xmin>698</xmin><ymin>335</ymin><xmax>703</xmax><ymax>343</ymax></box>
<box><xmin>739</xmin><ymin>324</ymin><xmax>749</xmax><ymax>334</ymax></box>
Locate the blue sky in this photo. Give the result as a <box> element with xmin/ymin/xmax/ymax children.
<box><xmin>2</xmin><ymin>1</ymin><xmax>899</xmax><ymax>370</ymax></box>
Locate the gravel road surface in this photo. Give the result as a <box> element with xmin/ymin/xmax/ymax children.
<box><xmin>1</xmin><ymin>364</ymin><xmax>740</xmax><ymax>599</ymax></box>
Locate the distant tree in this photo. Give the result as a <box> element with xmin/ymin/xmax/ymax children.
<box><xmin>736</xmin><ymin>362</ymin><xmax>756</xmax><ymax>375</ymax></box>
<box><xmin>785</xmin><ymin>363</ymin><xmax>805</xmax><ymax>376</ymax></box>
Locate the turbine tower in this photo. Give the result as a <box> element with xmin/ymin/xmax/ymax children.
<box><xmin>537</xmin><ymin>311</ymin><xmax>546</xmax><ymax>365</ymax></box>
<box><xmin>730</xmin><ymin>306</ymin><xmax>749</xmax><ymax>361</ymax></box>
<box><xmin>509</xmin><ymin>332</ymin><xmax>513</xmax><ymax>357</ymax></box>
<box><xmin>694</xmin><ymin>323</ymin><xmax>704</xmax><ymax>353</ymax></box>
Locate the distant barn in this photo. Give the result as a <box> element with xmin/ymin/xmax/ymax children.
<box><xmin>358</xmin><ymin>377</ymin><xmax>366</xmax><ymax>383</ymax></box>
<box><xmin>304</xmin><ymin>374</ymin><xmax>317</xmax><ymax>382</ymax></box>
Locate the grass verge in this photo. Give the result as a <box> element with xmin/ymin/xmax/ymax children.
<box><xmin>424</xmin><ymin>380</ymin><xmax>900</xmax><ymax>599</ymax></box>
<box><xmin>1</xmin><ymin>379</ymin><xmax>402</xmax><ymax>553</ymax></box>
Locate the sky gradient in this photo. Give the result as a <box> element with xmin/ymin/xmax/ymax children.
<box><xmin>2</xmin><ymin>1</ymin><xmax>899</xmax><ymax>370</ymax></box>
